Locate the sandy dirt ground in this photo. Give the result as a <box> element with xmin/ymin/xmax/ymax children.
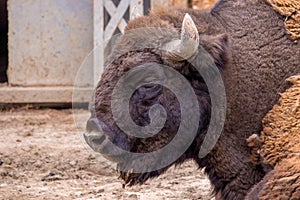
<box><xmin>0</xmin><ymin>108</ymin><xmax>214</xmax><ymax>200</ymax></box>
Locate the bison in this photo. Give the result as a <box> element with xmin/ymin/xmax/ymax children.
<box><xmin>84</xmin><ymin>0</ymin><xmax>300</xmax><ymax>199</ymax></box>
<box><xmin>245</xmin><ymin>75</ymin><xmax>300</xmax><ymax>200</ymax></box>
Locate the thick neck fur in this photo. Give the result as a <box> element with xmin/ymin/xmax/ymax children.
<box><xmin>123</xmin><ymin>5</ymin><xmax>266</xmax><ymax>200</ymax></box>
<box><xmin>120</xmin><ymin>0</ymin><xmax>300</xmax><ymax>198</ymax></box>
<box><xmin>145</xmin><ymin>8</ymin><xmax>266</xmax><ymax>200</ymax></box>
<box><xmin>195</xmin><ymin>0</ymin><xmax>300</xmax><ymax>199</ymax></box>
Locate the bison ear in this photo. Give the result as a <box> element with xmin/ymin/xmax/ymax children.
<box><xmin>200</xmin><ymin>33</ymin><xmax>231</xmax><ymax>68</ymax></box>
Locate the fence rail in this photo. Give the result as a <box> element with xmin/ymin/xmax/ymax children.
<box><xmin>93</xmin><ymin>0</ymin><xmax>148</xmax><ymax>85</ymax></box>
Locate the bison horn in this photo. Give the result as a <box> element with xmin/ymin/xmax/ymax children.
<box><xmin>164</xmin><ymin>13</ymin><xmax>200</xmax><ymax>61</ymax></box>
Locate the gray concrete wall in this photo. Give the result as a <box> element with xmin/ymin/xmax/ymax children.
<box><xmin>8</xmin><ymin>0</ymin><xmax>93</xmax><ymax>87</ymax></box>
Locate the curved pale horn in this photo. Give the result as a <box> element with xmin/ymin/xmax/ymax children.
<box><xmin>164</xmin><ymin>13</ymin><xmax>200</xmax><ymax>61</ymax></box>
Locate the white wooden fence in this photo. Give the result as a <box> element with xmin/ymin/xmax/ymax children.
<box><xmin>93</xmin><ymin>0</ymin><xmax>145</xmax><ymax>85</ymax></box>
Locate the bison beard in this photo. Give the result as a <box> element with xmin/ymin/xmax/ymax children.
<box><xmin>85</xmin><ymin>0</ymin><xmax>300</xmax><ymax>200</ymax></box>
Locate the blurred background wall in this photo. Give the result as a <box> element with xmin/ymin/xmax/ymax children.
<box><xmin>8</xmin><ymin>0</ymin><xmax>94</xmax><ymax>87</ymax></box>
<box><xmin>0</xmin><ymin>0</ymin><xmax>217</xmax><ymax>104</ymax></box>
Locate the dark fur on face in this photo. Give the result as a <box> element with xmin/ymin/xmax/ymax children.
<box><xmin>87</xmin><ymin>9</ymin><xmax>230</xmax><ymax>187</ymax></box>
<box><xmin>85</xmin><ymin>0</ymin><xmax>300</xmax><ymax>198</ymax></box>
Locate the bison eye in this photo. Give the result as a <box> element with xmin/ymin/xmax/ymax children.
<box><xmin>129</xmin><ymin>84</ymin><xmax>163</xmax><ymax>126</ymax></box>
<box><xmin>139</xmin><ymin>84</ymin><xmax>163</xmax><ymax>101</ymax></box>
<box><xmin>143</xmin><ymin>83</ymin><xmax>157</xmax><ymax>88</ymax></box>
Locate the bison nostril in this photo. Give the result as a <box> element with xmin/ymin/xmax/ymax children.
<box><xmin>83</xmin><ymin>131</ymin><xmax>127</xmax><ymax>162</ymax></box>
<box><xmin>84</xmin><ymin>118</ymin><xmax>128</xmax><ymax>161</ymax></box>
<box><xmin>91</xmin><ymin>134</ymin><xmax>106</xmax><ymax>145</ymax></box>
<box><xmin>83</xmin><ymin>132</ymin><xmax>107</xmax><ymax>152</ymax></box>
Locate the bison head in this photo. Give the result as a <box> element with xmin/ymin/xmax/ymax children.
<box><xmin>84</xmin><ymin>13</ymin><xmax>230</xmax><ymax>186</ymax></box>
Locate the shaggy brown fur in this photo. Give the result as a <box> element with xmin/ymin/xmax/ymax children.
<box><xmin>246</xmin><ymin>75</ymin><xmax>300</xmax><ymax>199</ymax></box>
<box><xmin>192</xmin><ymin>0</ymin><xmax>219</xmax><ymax>10</ymax></box>
<box><xmin>87</xmin><ymin>1</ymin><xmax>300</xmax><ymax>199</ymax></box>
<box><xmin>266</xmin><ymin>0</ymin><xmax>300</xmax><ymax>41</ymax></box>
<box><xmin>246</xmin><ymin>157</ymin><xmax>300</xmax><ymax>200</ymax></box>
